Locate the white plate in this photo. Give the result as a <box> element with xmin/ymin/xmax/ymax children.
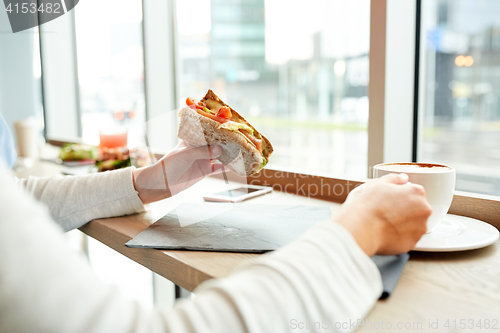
<box><xmin>414</xmin><ymin>214</ymin><xmax>499</xmax><ymax>252</ymax></box>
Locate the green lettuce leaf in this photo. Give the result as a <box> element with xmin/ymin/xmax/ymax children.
<box><xmin>259</xmin><ymin>155</ymin><xmax>267</xmax><ymax>171</ymax></box>
<box><xmin>203</xmin><ymin>107</ymin><xmax>215</xmax><ymax>114</ymax></box>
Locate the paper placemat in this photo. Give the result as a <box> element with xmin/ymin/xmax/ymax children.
<box><xmin>126</xmin><ymin>203</ymin><xmax>331</xmax><ymax>252</ymax></box>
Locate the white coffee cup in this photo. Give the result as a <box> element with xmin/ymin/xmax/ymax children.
<box><xmin>14</xmin><ymin>117</ymin><xmax>39</xmax><ymax>158</ymax></box>
<box><xmin>373</xmin><ymin>162</ymin><xmax>456</xmax><ymax>233</ymax></box>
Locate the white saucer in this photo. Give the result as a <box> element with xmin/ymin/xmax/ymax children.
<box><xmin>414</xmin><ymin>214</ymin><xmax>499</xmax><ymax>252</ymax></box>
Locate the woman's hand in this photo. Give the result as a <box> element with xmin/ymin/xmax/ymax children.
<box><xmin>132</xmin><ymin>141</ymin><xmax>226</xmax><ymax>204</ymax></box>
<box><xmin>337</xmin><ymin>173</ymin><xmax>432</xmax><ymax>256</ymax></box>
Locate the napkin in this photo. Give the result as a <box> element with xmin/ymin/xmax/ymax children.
<box><xmin>371</xmin><ymin>254</ymin><xmax>410</xmax><ymax>299</ymax></box>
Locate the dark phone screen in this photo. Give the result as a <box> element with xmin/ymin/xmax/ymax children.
<box><xmin>213</xmin><ymin>187</ymin><xmax>262</xmax><ymax>197</ymax></box>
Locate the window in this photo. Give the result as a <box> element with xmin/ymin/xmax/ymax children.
<box><xmin>420</xmin><ymin>0</ymin><xmax>500</xmax><ymax>196</ymax></box>
<box><xmin>176</xmin><ymin>0</ymin><xmax>370</xmax><ymax>178</ymax></box>
<box><xmin>75</xmin><ymin>0</ymin><xmax>146</xmax><ymax>148</ymax></box>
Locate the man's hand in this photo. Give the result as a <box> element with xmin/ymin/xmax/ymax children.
<box><xmin>132</xmin><ymin>141</ymin><xmax>226</xmax><ymax>204</ymax></box>
<box><xmin>337</xmin><ymin>173</ymin><xmax>432</xmax><ymax>256</ymax></box>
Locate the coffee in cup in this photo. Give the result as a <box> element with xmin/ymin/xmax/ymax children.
<box><xmin>373</xmin><ymin>163</ymin><xmax>456</xmax><ymax>233</ymax></box>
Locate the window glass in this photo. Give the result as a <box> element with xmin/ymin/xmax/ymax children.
<box><xmin>421</xmin><ymin>0</ymin><xmax>500</xmax><ymax>196</ymax></box>
<box><xmin>75</xmin><ymin>0</ymin><xmax>146</xmax><ymax>147</ymax></box>
<box><xmin>177</xmin><ymin>0</ymin><xmax>370</xmax><ymax>178</ymax></box>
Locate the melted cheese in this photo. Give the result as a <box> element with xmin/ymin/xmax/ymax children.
<box><xmin>205</xmin><ymin>99</ymin><xmax>223</xmax><ymax>113</ymax></box>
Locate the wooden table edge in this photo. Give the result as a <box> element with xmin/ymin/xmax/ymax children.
<box><xmin>80</xmin><ymin>221</ymin><xmax>215</xmax><ymax>292</ymax></box>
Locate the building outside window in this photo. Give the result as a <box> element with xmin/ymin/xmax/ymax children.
<box><xmin>177</xmin><ymin>0</ymin><xmax>370</xmax><ymax>178</ymax></box>
<box><xmin>421</xmin><ymin>0</ymin><xmax>500</xmax><ymax>196</ymax></box>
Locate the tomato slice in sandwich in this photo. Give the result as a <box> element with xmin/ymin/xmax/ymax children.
<box><xmin>188</xmin><ymin>96</ymin><xmax>261</xmax><ymax>151</ymax></box>
<box><xmin>186</xmin><ymin>97</ymin><xmax>206</xmax><ymax>110</ymax></box>
<box><xmin>186</xmin><ymin>97</ymin><xmax>196</xmax><ymax>107</ymax></box>
<box><xmin>217</xmin><ymin>106</ymin><xmax>232</xmax><ymax>119</ymax></box>
<box><xmin>194</xmin><ymin>108</ymin><xmax>230</xmax><ymax>123</ymax></box>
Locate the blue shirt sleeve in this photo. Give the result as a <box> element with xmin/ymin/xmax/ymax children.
<box><xmin>0</xmin><ymin>114</ymin><xmax>17</xmax><ymax>169</ymax></box>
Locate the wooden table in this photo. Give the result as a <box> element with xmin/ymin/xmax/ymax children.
<box><xmin>16</xmin><ymin>159</ymin><xmax>500</xmax><ymax>332</ymax></box>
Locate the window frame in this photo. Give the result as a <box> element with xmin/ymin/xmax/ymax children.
<box><xmin>141</xmin><ymin>0</ymin><xmax>179</xmax><ymax>153</ymax></box>
<box><xmin>367</xmin><ymin>0</ymin><xmax>418</xmax><ymax>176</ymax></box>
<box><xmin>39</xmin><ymin>7</ymin><xmax>81</xmax><ymax>139</ymax></box>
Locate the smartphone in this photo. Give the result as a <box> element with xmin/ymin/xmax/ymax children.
<box><xmin>203</xmin><ymin>185</ymin><xmax>273</xmax><ymax>203</ymax></box>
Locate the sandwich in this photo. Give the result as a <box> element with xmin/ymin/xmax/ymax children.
<box><xmin>178</xmin><ymin>89</ymin><xmax>273</xmax><ymax>176</ymax></box>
